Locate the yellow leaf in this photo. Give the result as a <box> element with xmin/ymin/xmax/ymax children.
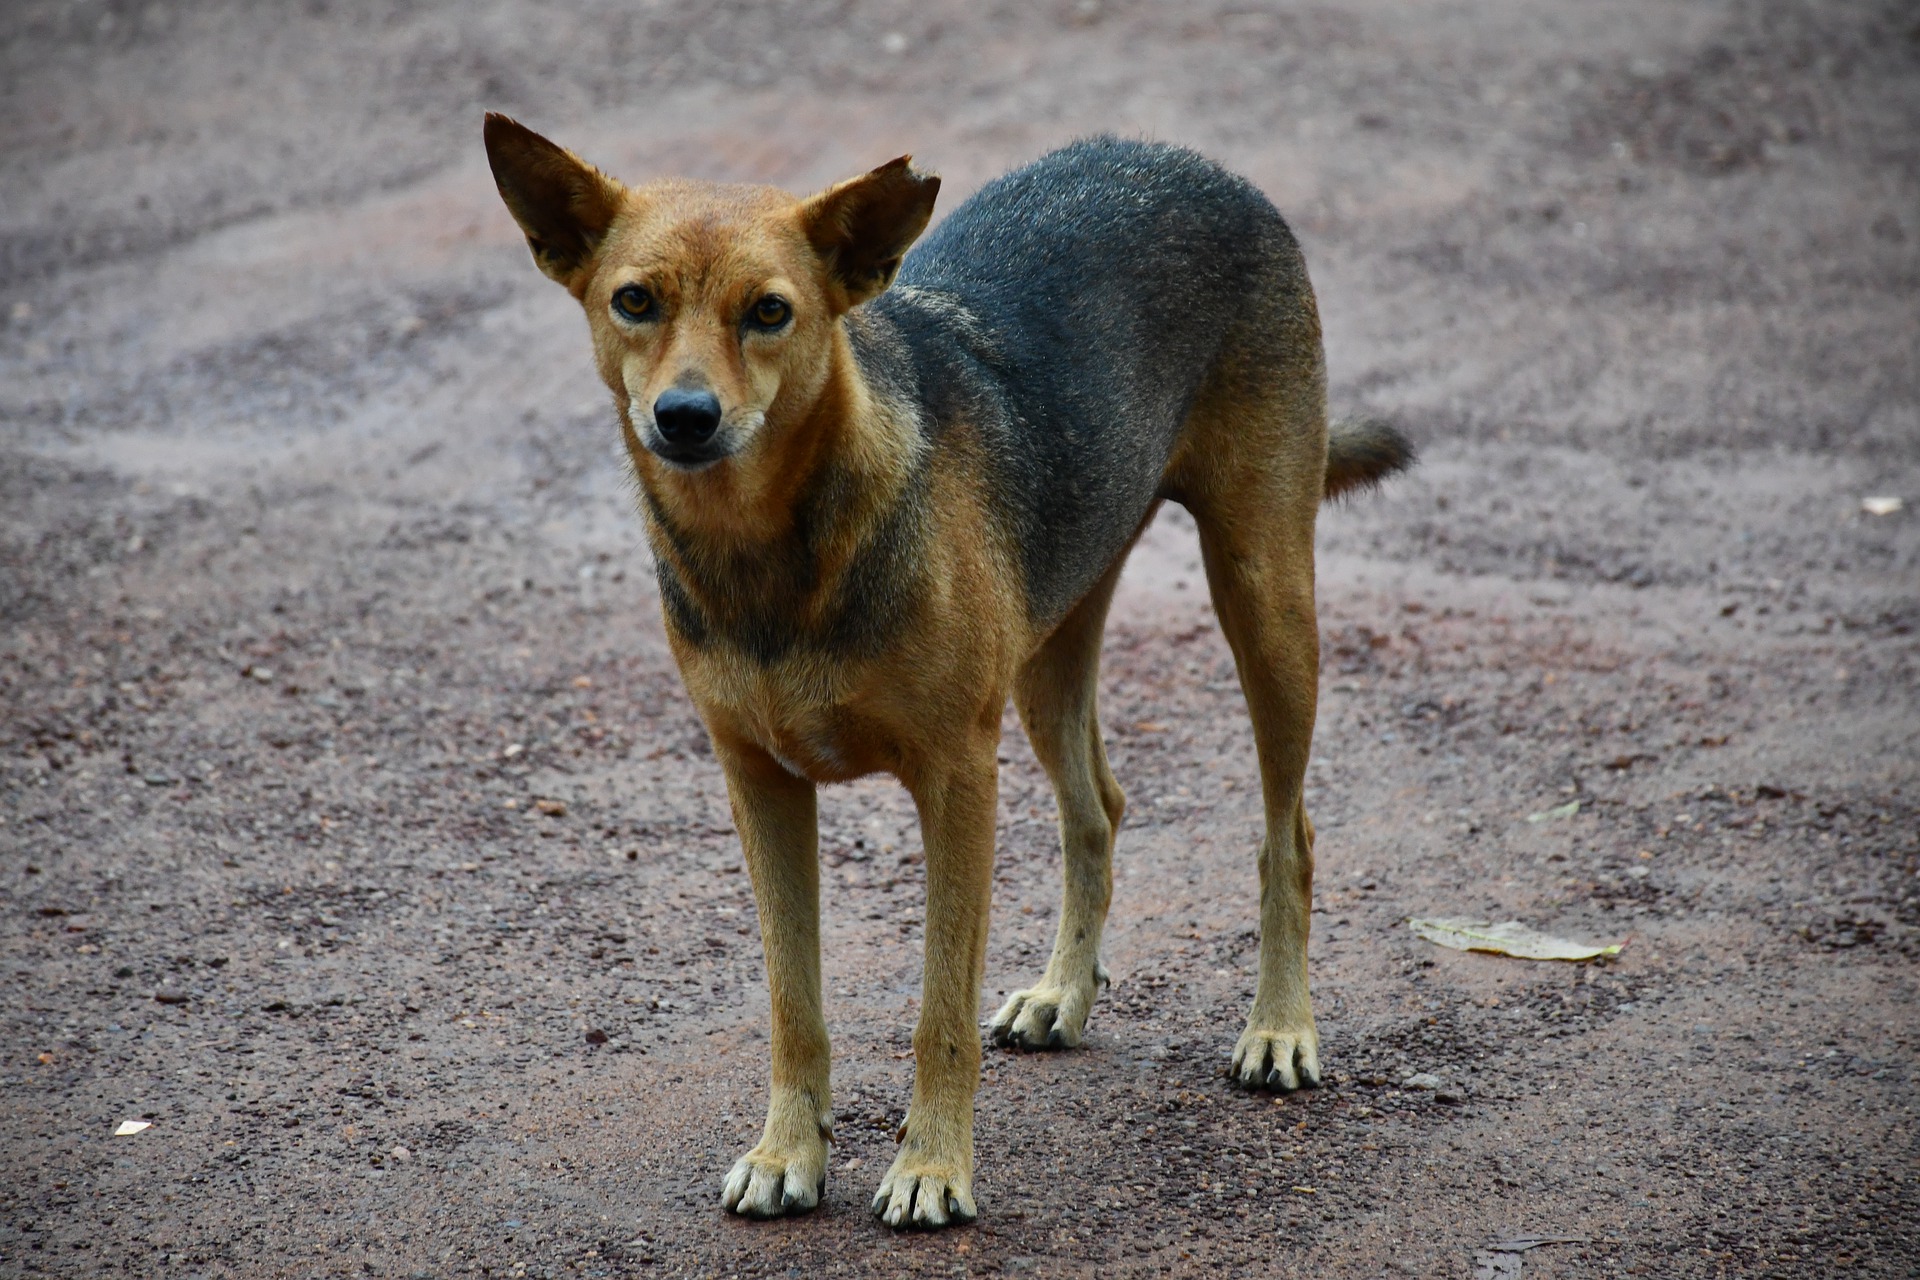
<box><xmin>1408</xmin><ymin>918</ymin><xmax>1622</xmax><ymax>962</ymax></box>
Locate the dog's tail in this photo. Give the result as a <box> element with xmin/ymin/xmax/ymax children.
<box><xmin>1324</xmin><ymin>417</ymin><xmax>1416</xmax><ymax>500</ymax></box>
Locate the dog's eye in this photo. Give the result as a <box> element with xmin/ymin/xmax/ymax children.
<box><xmin>611</xmin><ymin>286</ymin><xmax>654</xmax><ymax>321</ymax></box>
<box><xmin>748</xmin><ymin>295</ymin><xmax>791</xmax><ymax>330</ymax></box>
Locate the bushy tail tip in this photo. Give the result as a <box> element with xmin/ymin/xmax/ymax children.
<box><xmin>1325</xmin><ymin>417</ymin><xmax>1416</xmax><ymax>500</ymax></box>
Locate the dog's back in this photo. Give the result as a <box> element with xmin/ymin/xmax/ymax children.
<box><xmin>856</xmin><ymin>136</ymin><xmax>1319</xmax><ymax>624</ymax></box>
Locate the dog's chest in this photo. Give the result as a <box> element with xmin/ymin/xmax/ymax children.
<box><xmin>691</xmin><ymin>658</ymin><xmax>886</xmax><ymax>783</ymax></box>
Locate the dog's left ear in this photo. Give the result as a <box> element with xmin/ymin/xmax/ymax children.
<box><xmin>800</xmin><ymin>157</ymin><xmax>941</xmax><ymax>311</ymax></box>
<box><xmin>483</xmin><ymin>113</ymin><xmax>625</xmax><ymax>294</ymax></box>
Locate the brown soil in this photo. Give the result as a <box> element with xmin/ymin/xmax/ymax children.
<box><xmin>3</xmin><ymin>1</ymin><xmax>1916</xmax><ymax>1276</ymax></box>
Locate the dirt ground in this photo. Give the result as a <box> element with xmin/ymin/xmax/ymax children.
<box><xmin>3</xmin><ymin>1</ymin><xmax>1917</xmax><ymax>1276</ymax></box>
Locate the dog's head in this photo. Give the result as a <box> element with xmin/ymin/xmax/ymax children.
<box><xmin>483</xmin><ymin>114</ymin><xmax>939</xmax><ymax>510</ymax></box>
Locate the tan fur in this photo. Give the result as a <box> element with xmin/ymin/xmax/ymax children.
<box><xmin>484</xmin><ymin>114</ymin><xmax>1352</xmax><ymax>1229</ymax></box>
<box><xmin>1168</xmin><ymin>353</ymin><xmax>1330</xmax><ymax>1088</ymax></box>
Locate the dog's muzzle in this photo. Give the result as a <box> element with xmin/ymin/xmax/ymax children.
<box><xmin>647</xmin><ymin>388</ymin><xmax>730</xmax><ymax>468</ymax></box>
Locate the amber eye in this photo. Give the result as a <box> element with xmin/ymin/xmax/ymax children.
<box><xmin>748</xmin><ymin>295</ymin><xmax>791</xmax><ymax>330</ymax></box>
<box><xmin>611</xmin><ymin>285</ymin><xmax>654</xmax><ymax>321</ymax></box>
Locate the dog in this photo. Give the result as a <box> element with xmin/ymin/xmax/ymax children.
<box><xmin>483</xmin><ymin>115</ymin><xmax>1413</xmax><ymax>1230</ymax></box>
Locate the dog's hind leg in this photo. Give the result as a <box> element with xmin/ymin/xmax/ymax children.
<box><xmin>1182</xmin><ymin>413</ymin><xmax>1326</xmax><ymax>1091</ymax></box>
<box><xmin>1195</xmin><ymin>504</ymin><xmax>1323</xmax><ymax>1088</ymax></box>
<box><xmin>715</xmin><ymin>740</ymin><xmax>833</xmax><ymax>1218</ymax></box>
<box><xmin>989</xmin><ymin>557</ymin><xmax>1130</xmax><ymax>1051</ymax></box>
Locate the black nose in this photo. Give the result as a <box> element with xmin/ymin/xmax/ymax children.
<box><xmin>652</xmin><ymin>388</ymin><xmax>722</xmax><ymax>444</ymax></box>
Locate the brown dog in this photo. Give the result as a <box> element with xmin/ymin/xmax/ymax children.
<box><xmin>483</xmin><ymin>115</ymin><xmax>1412</xmax><ymax>1229</ymax></box>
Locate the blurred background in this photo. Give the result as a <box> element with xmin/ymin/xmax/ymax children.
<box><xmin>2</xmin><ymin>2</ymin><xmax>1916</xmax><ymax>1277</ymax></box>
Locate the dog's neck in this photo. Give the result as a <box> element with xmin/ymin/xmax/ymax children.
<box><xmin>631</xmin><ymin>319</ymin><xmax>924</xmax><ymax>657</ymax></box>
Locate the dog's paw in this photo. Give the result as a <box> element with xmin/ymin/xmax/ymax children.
<box><xmin>988</xmin><ymin>964</ymin><xmax>1107</xmax><ymax>1050</ymax></box>
<box><xmin>872</xmin><ymin>1151</ymin><xmax>977</xmax><ymax>1230</ymax></box>
<box><xmin>720</xmin><ymin>1140</ymin><xmax>827</xmax><ymax>1219</ymax></box>
<box><xmin>1229</xmin><ymin>1021</ymin><xmax>1322</xmax><ymax>1091</ymax></box>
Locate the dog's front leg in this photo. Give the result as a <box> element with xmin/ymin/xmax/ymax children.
<box><xmin>874</xmin><ymin>749</ymin><xmax>999</xmax><ymax>1229</ymax></box>
<box><xmin>715</xmin><ymin>741</ymin><xmax>832</xmax><ymax>1219</ymax></box>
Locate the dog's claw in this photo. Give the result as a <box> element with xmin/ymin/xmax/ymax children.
<box><xmin>872</xmin><ymin>1165</ymin><xmax>977</xmax><ymax>1230</ymax></box>
<box><xmin>779</xmin><ymin>1177</ymin><xmax>821</xmax><ymax>1211</ymax></box>
<box><xmin>988</xmin><ymin>976</ymin><xmax>1100</xmax><ymax>1051</ymax></box>
<box><xmin>1230</xmin><ymin>1023</ymin><xmax>1322</xmax><ymax>1092</ymax></box>
<box><xmin>721</xmin><ymin>1147</ymin><xmax>826</xmax><ymax>1219</ymax></box>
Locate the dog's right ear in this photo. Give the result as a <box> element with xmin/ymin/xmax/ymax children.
<box><xmin>483</xmin><ymin>113</ymin><xmax>625</xmax><ymax>293</ymax></box>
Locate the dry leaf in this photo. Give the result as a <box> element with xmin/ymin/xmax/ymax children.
<box><xmin>1409</xmin><ymin>918</ymin><xmax>1622</xmax><ymax>961</ymax></box>
<box><xmin>113</xmin><ymin>1120</ymin><xmax>151</xmax><ymax>1136</ymax></box>
<box><xmin>1475</xmin><ymin>1235</ymin><xmax>1589</xmax><ymax>1278</ymax></box>
<box><xmin>1472</xmin><ymin>1252</ymin><xmax>1523</xmax><ymax>1280</ymax></box>
<box><xmin>1466</xmin><ymin>1251</ymin><xmax>1512</xmax><ymax>1280</ymax></box>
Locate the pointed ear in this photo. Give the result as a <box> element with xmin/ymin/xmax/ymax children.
<box><xmin>799</xmin><ymin>157</ymin><xmax>941</xmax><ymax>310</ymax></box>
<box><xmin>483</xmin><ymin>113</ymin><xmax>625</xmax><ymax>292</ymax></box>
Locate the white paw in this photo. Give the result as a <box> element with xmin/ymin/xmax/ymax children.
<box><xmin>1229</xmin><ymin>1023</ymin><xmax>1322</xmax><ymax>1091</ymax></box>
<box><xmin>871</xmin><ymin>1153</ymin><xmax>977</xmax><ymax>1230</ymax></box>
<box><xmin>988</xmin><ymin>964</ymin><xmax>1108</xmax><ymax>1050</ymax></box>
<box><xmin>720</xmin><ymin>1143</ymin><xmax>827</xmax><ymax>1219</ymax></box>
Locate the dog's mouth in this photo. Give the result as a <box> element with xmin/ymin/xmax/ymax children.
<box><xmin>644</xmin><ymin>430</ymin><xmax>734</xmax><ymax>472</ymax></box>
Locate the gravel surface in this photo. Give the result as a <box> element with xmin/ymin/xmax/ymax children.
<box><xmin>3</xmin><ymin>1</ymin><xmax>1916</xmax><ymax>1276</ymax></box>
